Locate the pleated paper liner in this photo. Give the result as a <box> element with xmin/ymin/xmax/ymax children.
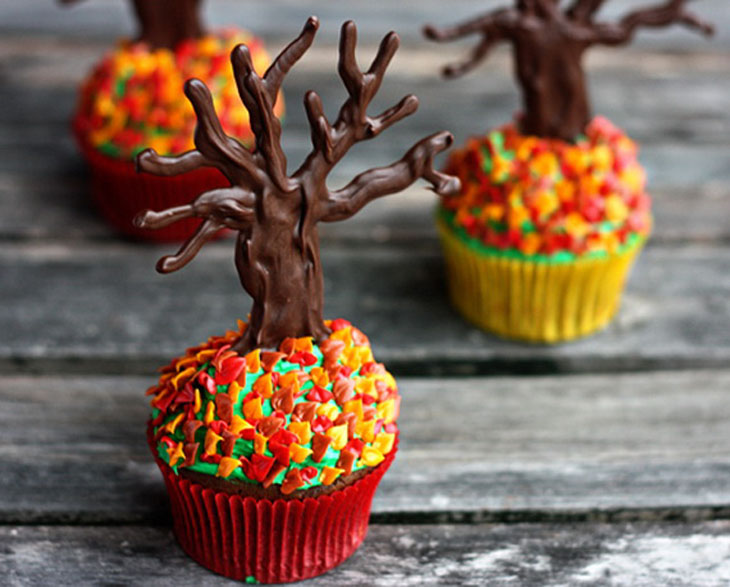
<box><xmin>73</xmin><ymin>118</ymin><xmax>229</xmax><ymax>242</ymax></box>
<box><xmin>149</xmin><ymin>426</ymin><xmax>398</xmax><ymax>583</ymax></box>
<box><xmin>437</xmin><ymin>218</ymin><xmax>646</xmax><ymax>343</ymax></box>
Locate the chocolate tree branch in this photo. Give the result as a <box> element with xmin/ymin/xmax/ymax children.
<box><xmin>423</xmin><ymin>10</ymin><xmax>514</xmax><ymax>42</ymax></box>
<box><xmin>303</xmin><ymin>91</ymin><xmax>335</xmax><ymax>162</ymax></box>
<box><xmin>423</xmin><ymin>1</ymin><xmax>713</xmax><ymax>140</ymax></box>
<box><xmin>156</xmin><ymin>218</ymin><xmax>223</xmax><ymax>273</ymax></box>
<box><xmin>595</xmin><ymin>0</ymin><xmax>714</xmax><ymax>45</ymax></box>
<box><xmin>136</xmin><ymin>18</ymin><xmax>458</xmax><ymax>352</ymax></box>
<box><xmin>231</xmin><ymin>45</ymin><xmax>290</xmax><ymax>191</ymax></box>
<box><xmin>136</xmin><ymin>150</ymin><xmax>212</xmax><ymax>176</ymax></box>
<box><xmin>185</xmin><ymin>79</ymin><xmax>260</xmax><ymax>181</ymax></box>
<box><xmin>321</xmin><ymin>131</ymin><xmax>460</xmax><ymax>222</ymax></box>
<box><xmin>443</xmin><ymin>36</ymin><xmax>498</xmax><ymax>79</ymax></box>
<box><xmin>366</xmin><ymin>95</ymin><xmax>419</xmax><ymax>138</ymax></box>
<box><xmin>264</xmin><ymin>16</ymin><xmax>319</xmax><ymax>99</ymax></box>
<box><xmin>134</xmin><ymin>206</ymin><xmax>195</xmax><ymax>229</ymax></box>
<box><xmin>567</xmin><ymin>0</ymin><xmax>608</xmax><ymax>23</ymax></box>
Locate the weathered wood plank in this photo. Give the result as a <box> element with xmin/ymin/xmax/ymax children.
<box><xmin>2</xmin><ymin>0</ymin><xmax>729</xmax><ymax>48</ymax></box>
<box><xmin>1</xmin><ymin>242</ymin><xmax>729</xmax><ymax>373</ymax></box>
<box><xmin>1</xmin><ymin>39</ymin><xmax>728</xmax><ymax>241</ymax></box>
<box><xmin>2</xmin><ymin>371</ymin><xmax>729</xmax><ymax>524</ymax></box>
<box><xmin>3</xmin><ymin>522</ymin><xmax>730</xmax><ymax>586</ymax></box>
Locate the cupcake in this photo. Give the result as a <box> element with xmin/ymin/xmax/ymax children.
<box><xmin>136</xmin><ymin>18</ymin><xmax>458</xmax><ymax>582</ymax></box>
<box><xmin>424</xmin><ymin>0</ymin><xmax>713</xmax><ymax>342</ymax></box>
<box><xmin>64</xmin><ymin>0</ymin><xmax>282</xmax><ymax>240</ymax></box>
<box><xmin>148</xmin><ymin>320</ymin><xmax>399</xmax><ymax>583</ymax></box>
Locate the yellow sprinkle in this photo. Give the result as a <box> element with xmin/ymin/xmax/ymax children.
<box><xmin>329</xmin><ymin>327</ymin><xmax>352</xmax><ymax>347</ymax></box>
<box><xmin>196</xmin><ymin>349</ymin><xmax>217</xmax><ymax>363</ymax></box>
<box><xmin>288</xmin><ymin>421</ymin><xmax>312</xmax><ymax>445</ymax></box>
<box><xmin>343</xmin><ymin>399</ymin><xmax>364</xmax><ymax>423</ymax></box>
<box><xmin>359</xmin><ymin>446</ymin><xmax>385</xmax><ymax>467</ymax></box>
<box><xmin>171</xmin><ymin>366</ymin><xmax>196</xmax><ymax>391</ymax></box>
<box><xmin>163</xmin><ymin>412</ymin><xmax>185</xmax><ymax>435</ymax></box>
<box><xmin>317</xmin><ymin>403</ymin><xmax>339</xmax><ymax>421</ymax></box>
<box><xmin>356</xmin><ymin>419</ymin><xmax>376</xmax><ymax>443</ymax></box>
<box><xmin>228</xmin><ymin>381</ymin><xmax>242</xmax><ymax>404</ymax></box>
<box><xmin>355</xmin><ymin>377</ymin><xmax>377</xmax><ymax>399</ymax></box>
<box><xmin>193</xmin><ymin>389</ymin><xmax>202</xmax><ymax>414</ymax></box>
<box><xmin>289</xmin><ymin>443</ymin><xmax>312</xmax><ymax>464</ymax></box>
<box><xmin>216</xmin><ymin>457</ymin><xmax>241</xmax><ymax>478</ymax></box>
<box><xmin>253</xmin><ymin>372</ymin><xmax>273</xmax><ymax>399</ymax></box>
<box><xmin>373</xmin><ymin>432</ymin><xmax>395</xmax><ymax>456</ymax></box>
<box><xmin>167</xmin><ymin>442</ymin><xmax>185</xmax><ymax>467</ymax></box>
<box><xmin>204</xmin><ymin>429</ymin><xmax>222</xmax><ymax>456</ymax></box>
<box><xmin>203</xmin><ymin>400</ymin><xmax>215</xmax><ymax>426</ymax></box>
<box><xmin>319</xmin><ymin>466</ymin><xmax>345</xmax><ymax>486</ymax></box>
<box><xmin>243</xmin><ymin>398</ymin><xmax>263</xmax><ymax>421</ymax></box>
<box><xmin>326</xmin><ymin>423</ymin><xmax>349</xmax><ymax>450</ymax></box>
<box><xmin>230</xmin><ymin>415</ymin><xmax>252</xmax><ymax>435</ymax></box>
<box><xmin>254</xmin><ymin>433</ymin><xmax>267</xmax><ymax>455</ymax></box>
<box><xmin>376</xmin><ymin>399</ymin><xmax>396</xmax><ymax>424</ymax></box>
<box><xmin>605</xmin><ymin>195</ymin><xmax>629</xmax><ymax>223</ymax></box>
<box><xmin>309</xmin><ymin>367</ymin><xmax>329</xmax><ymax>388</ymax></box>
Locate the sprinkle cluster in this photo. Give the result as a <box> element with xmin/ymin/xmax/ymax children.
<box><xmin>76</xmin><ymin>30</ymin><xmax>283</xmax><ymax>159</ymax></box>
<box><xmin>441</xmin><ymin>117</ymin><xmax>652</xmax><ymax>257</ymax></box>
<box><xmin>149</xmin><ymin>320</ymin><xmax>399</xmax><ymax>495</ymax></box>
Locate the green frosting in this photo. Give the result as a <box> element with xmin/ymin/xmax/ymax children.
<box><xmin>151</xmin><ymin>330</ymin><xmax>397</xmax><ymax>492</ymax></box>
<box><xmin>437</xmin><ymin>206</ymin><xmax>645</xmax><ymax>264</ymax></box>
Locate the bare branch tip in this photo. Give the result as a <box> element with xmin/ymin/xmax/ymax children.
<box><xmin>305</xmin><ymin>16</ymin><xmax>320</xmax><ymax>32</ymax></box>
<box><xmin>156</xmin><ymin>256</ymin><xmax>175</xmax><ymax>274</ymax></box>
<box><xmin>231</xmin><ymin>43</ymin><xmax>254</xmax><ymax>71</ymax></box>
<box><xmin>184</xmin><ymin>78</ymin><xmax>210</xmax><ymax>101</ymax></box>
<box><xmin>135</xmin><ymin>148</ymin><xmax>154</xmax><ymax>173</ymax></box>
<box><xmin>133</xmin><ymin>210</ymin><xmax>152</xmax><ymax>229</ymax></box>
<box><xmin>341</xmin><ymin>20</ymin><xmax>357</xmax><ymax>42</ymax></box>
<box><xmin>422</xmin><ymin>24</ymin><xmax>438</xmax><ymax>40</ymax></box>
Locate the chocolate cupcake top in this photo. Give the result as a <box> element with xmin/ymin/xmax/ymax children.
<box><xmin>149</xmin><ymin>320</ymin><xmax>398</xmax><ymax>495</ymax></box>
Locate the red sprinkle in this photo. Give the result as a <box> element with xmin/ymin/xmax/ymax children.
<box><xmin>288</xmin><ymin>351</ymin><xmax>318</xmax><ymax>367</ymax></box>
<box><xmin>311</xmin><ymin>415</ymin><xmax>333</xmax><ymax>434</ymax></box>
<box><xmin>306</xmin><ymin>385</ymin><xmax>333</xmax><ymax>403</ymax></box>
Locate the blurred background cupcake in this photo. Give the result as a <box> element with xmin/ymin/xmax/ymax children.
<box><xmin>424</xmin><ymin>0</ymin><xmax>713</xmax><ymax>343</ymax></box>
<box><xmin>62</xmin><ymin>0</ymin><xmax>283</xmax><ymax>240</ymax></box>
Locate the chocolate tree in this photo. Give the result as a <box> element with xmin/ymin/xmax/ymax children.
<box><xmin>135</xmin><ymin>18</ymin><xmax>460</xmax><ymax>352</ymax></box>
<box><xmin>424</xmin><ymin>0</ymin><xmax>714</xmax><ymax>141</ymax></box>
<box><xmin>61</xmin><ymin>0</ymin><xmax>204</xmax><ymax>50</ymax></box>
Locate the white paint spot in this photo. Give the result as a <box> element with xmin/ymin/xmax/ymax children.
<box><xmin>429</xmin><ymin>494</ymin><xmax>451</xmax><ymax>508</ymax></box>
<box><xmin>566</xmin><ymin>534</ymin><xmax>730</xmax><ymax>586</ymax></box>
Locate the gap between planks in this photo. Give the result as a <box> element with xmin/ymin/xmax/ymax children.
<box><xmin>1</xmin><ymin>371</ymin><xmax>729</xmax><ymax>525</ymax></box>
<box><xmin>2</xmin><ymin>522</ymin><xmax>730</xmax><ymax>586</ymax></box>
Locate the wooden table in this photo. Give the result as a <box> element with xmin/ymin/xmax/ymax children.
<box><xmin>2</xmin><ymin>1</ymin><xmax>729</xmax><ymax>584</ymax></box>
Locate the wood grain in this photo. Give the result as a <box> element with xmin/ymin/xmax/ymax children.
<box><xmin>3</xmin><ymin>0</ymin><xmax>729</xmax><ymax>47</ymax></box>
<box><xmin>3</xmin><ymin>522</ymin><xmax>730</xmax><ymax>586</ymax></box>
<box><xmin>1</xmin><ymin>242</ymin><xmax>729</xmax><ymax>374</ymax></box>
<box><xmin>2</xmin><ymin>371</ymin><xmax>729</xmax><ymax>524</ymax></box>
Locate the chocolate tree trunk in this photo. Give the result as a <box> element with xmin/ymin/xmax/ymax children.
<box><xmin>233</xmin><ymin>193</ymin><xmax>328</xmax><ymax>352</ymax></box>
<box><xmin>514</xmin><ymin>38</ymin><xmax>590</xmax><ymax>141</ymax></box>
<box><xmin>132</xmin><ymin>0</ymin><xmax>204</xmax><ymax>49</ymax></box>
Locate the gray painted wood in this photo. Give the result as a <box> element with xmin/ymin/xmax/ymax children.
<box><xmin>3</xmin><ymin>521</ymin><xmax>730</xmax><ymax>586</ymax></box>
<box><xmin>1</xmin><ymin>242</ymin><xmax>729</xmax><ymax>374</ymax></box>
<box><xmin>3</xmin><ymin>0</ymin><xmax>729</xmax><ymax>48</ymax></box>
<box><xmin>0</xmin><ymin>21</ymin><xmax>728</xmax><ymax>242</ymax></box>
<box><xmin>2</xmin><ymin>371</ymin><xmax>729</xmax><ymax>523</ymax></box>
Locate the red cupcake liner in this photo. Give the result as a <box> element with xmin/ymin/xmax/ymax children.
<box><xmin>149</xmin><ymin>427</ymin><xmax>397</xmax><ymax>583</ymax></box>
<box><xmin>73</xmin><ymin>117</ymin><xmax>229</xmax><ymax>242</ymax></box>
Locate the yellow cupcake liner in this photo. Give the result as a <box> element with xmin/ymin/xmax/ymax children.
<box><xmin>437</xmin><ymin>220</ymin><xmax>645</xmax><ymax>343</ymax></box>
